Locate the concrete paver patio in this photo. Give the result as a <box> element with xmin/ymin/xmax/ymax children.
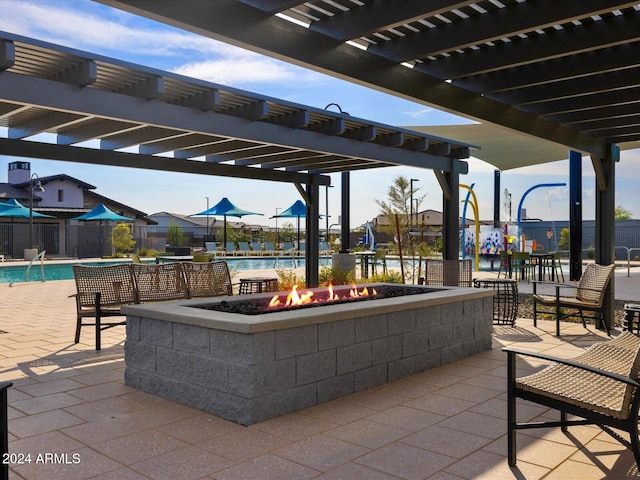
<box><xmin>2</xmin><ymin>268</ymin><xmax>640</xmax><ymax>479</ymax></box>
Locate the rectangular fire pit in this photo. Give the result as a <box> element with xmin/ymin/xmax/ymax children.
<box><xmin>122</xmin><ymin>283</ymin><xmax>495</xmax><ymax>425</ymax></box>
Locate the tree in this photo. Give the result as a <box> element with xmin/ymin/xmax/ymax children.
<box><xmin>375</xmin><ymin>175</ymin><xmax>425</xmax><ymax>243</ymax></box>
<box><xmin>615</xmin><ymin>205</ymin><xmax>632</xmax><ymax>220</ymax></box>
<box><xmin>558</xmin><ymin>227</ymin><xmax>570</xmax><ymax>250</ymax></box>
<box><xmin>375</xmin><ymin>175</ymin><xmax>426</xmax><ymax>283</ymax></box>
<box><xmin>167</xmin><ymin>220</ymin><xmax>185</xmax><ymax>247</ymax></box>
<box><xmin>111</xmin><ymin>223</ymin><xmax>135</xmax><ymax>256</ymax></box>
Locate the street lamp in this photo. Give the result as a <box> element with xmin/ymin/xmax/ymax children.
<box><xmin>410</xmin><ymin>178</ymin><xmax>420</xmax><ymax>231</ymax></box>
<box><xmin>29</xmin><ymin>173</ymin><xmax>45</xmax><ymax>249</ymax></box>
<box><xmin>275</xmin><ymin>207</ymin><xmax>281</xmax><ymax>248</ymax></box>
<box><xmin>205</xmin><ymin>196</ymin><xmax>210</xmax><ymax>237</ymax></box>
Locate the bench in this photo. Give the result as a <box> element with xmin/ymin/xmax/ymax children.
<box><xmin>72</xmin><ymin>261</ymin><xmax>233</xmax><ymax>350</ymax></box>
<box><xmin>504</xmin><ymin>332</ymin><xmax>640</xmax><ymax>470</ymax></box>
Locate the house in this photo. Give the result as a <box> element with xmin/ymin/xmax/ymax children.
<box><xmin>0</xmin><ymin>161</ymin><xmax>155</xmax><ymax>258</ymax></box>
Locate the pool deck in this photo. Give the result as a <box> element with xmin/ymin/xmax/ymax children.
<box><xmin>2</xmin><ymin>266</ymin><xmax>640</xmax><ymax>479</ymax></box>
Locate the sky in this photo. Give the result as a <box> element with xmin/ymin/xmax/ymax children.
<box><xmin>1</xmin><ymin>0</ymin><xmax>639</xmax><ymax>228</ymax></box>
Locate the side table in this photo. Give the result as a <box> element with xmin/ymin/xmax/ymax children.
<box><xmin>473</xmin><ymin>278</ymin><xmax>518</xmax><ymax>326</ymax></box>
<box><xmin>623</xmin><ymin>304</ymin><xmax>640</xmax><ymax>334</ymax></box>
<box><xmin>239</xmin><ymin>277</ymin><xmax>279</xmax><ymax>295</ymax></box>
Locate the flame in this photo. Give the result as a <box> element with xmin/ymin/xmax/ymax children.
<box><xmin>267</xmin><ymin>283</ymin><xmax>376</xmax><ymax>309</ymax></box>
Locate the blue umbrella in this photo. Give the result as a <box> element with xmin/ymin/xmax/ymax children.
<box><xmin>68</xmin><ymin>203</ymin><xmax>135</xmax><ymax>222</ymax></box>
<box><xmin>69</xmin><ymin>203</ymin><xmax>135</xmax><ymax>257</ymax></box>
<box><xmin>271</xmin><ymin>200</ymin><xmax>307</xmax><ymax>247</ymax></box>
<box><xmin>191</xmin><ymin>197</ymin><xmax>263</xmax><ymax>246</ymax></box>
<box><xmin>0</xmin><ymin>199</ymin><xmax>54</xmax><ymax>219</ymax></box>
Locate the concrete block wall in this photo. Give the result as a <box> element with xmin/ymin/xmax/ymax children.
<box><xmin>124</xmin><ymin>295</ymin><xmax>493</xmax><ymax>425</ymax></box>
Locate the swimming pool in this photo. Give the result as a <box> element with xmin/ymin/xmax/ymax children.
<box><xmin>0</xmin><ymin>257</ymin><xmax>332</xmax><ymax>284</ymax></box>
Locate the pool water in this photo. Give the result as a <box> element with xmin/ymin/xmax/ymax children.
<box><xmin>0</xmin><ymin>257</ymin><xmax>333</xmax><ymax>284</ymax></box>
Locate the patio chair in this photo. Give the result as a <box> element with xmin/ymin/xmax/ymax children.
<box><xmin>282</xmin><ymin>241</ymin><xmax>295</xmax><ymax>255</ymax></box>
<box><xmin>511</xmin><ymin>251</ymin><xmax>535</xmax><ymax>282</ymax></box>
<box><xmin>130</xmin><ymin>263</ymin><xmax>189</xmax><ymax>303</ymax></box>
<box><xmin>183</xmin><ymin>260</ymin><xmax>233</xmax><ymax>298</ymax></box>
<box><xmin>72</xmin><ymin>264</ymin><xmax>137</xmax><ymax>350</ymax></box>
<box><xmin>225</xmin><ymin>242</ymin><xmax>238</xmax><ymax>256</ymax></box>
<box><xmin>533</xmin><ymin>263</ymin><xmax>615</xmax><ymax>336</ymax></box>
<box><xmin>237</xmin><ymin>241</ymin><xmax>251</xmax><ymax>255</ymax></box>
<box><xmin>424</xmin><ymin>259</ymin><xmax>472</xmax><ymax>287</ymax></box>
<box><xmin>263</xmin><ymin>241</ymin><xmax>277</xmax><ymax>255</ymax></box>
<box><xmin>250</xmin><ymin>241</ymin><xmax>264</xmax><ymax>255</ymax></box>
<box><xmin>504</xmin><ymin>331</ymin><xmax>640</xmax><ymax>470</ymax></box>
<box><xmin>205</xmin><ymin>242</ymin><xmax>222</xmax><ymax>256</ymax></box>
<box><xmin>371</xmin><ymin>248</ymin><xmax>387</xmax><ymax>275</ymax></box>
<box><xmin>543</xmin><ymin>251</ymin><xmax>565</xmax><ymax>282</ymax></box>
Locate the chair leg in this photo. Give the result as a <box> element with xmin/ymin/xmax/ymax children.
<box><xmin>561</xmin><ymin>410</ymin><xmax>568</xmax><ymax>432</ymax></box>
<box><xmin>507</xmin><ymin>351</ymin><xmax>517</xmax><ymax>467</ymax></box>
<box><xmin>75</xmin><ymin>315</ymin><xmax>82</xmax><ymax>344</ymax></box>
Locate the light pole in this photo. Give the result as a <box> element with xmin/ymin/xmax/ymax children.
<box><xmin>205</xmin><ymin>196</ymin><xmax>210</xmax><ymax>238</ymax></box>
<box><xmin>275</xmin><ymin>207</ymin><xmax>281</xmax><ymax>249</ymax></box>
<box><xmin>410</xmin><ymin>178</ymin><xmax>419</xmax><ymax>231</ymax></box>
<box><xmin>29</xmin><ymin>172</ymin><xmax>44</xmax><ymax>250</ymax></box>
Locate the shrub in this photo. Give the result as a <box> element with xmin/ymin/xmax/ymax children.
<box><xmin>112</xmin><ymin>223</ymin><xmax>135</xmax><ymax>256</ymax></box>
<box><xmin>319</xmin><ymin>265</ymin><xmax>355</xmax><ymax>286</ymax></box>
<box><xmin>275</xmin><ymin>269</ymin><xmax>305</xmax><ymax>290</ymax></box>
<box><xmin>366</xmin><ymin>271</ymin><xmax>404</xmax><ymax>284</ymax></box>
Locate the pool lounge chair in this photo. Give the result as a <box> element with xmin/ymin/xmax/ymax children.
<box><xmin>263</xmin><ymin>241</ymin><xmax>277</xmax><ymax>256</ymax></box>
<box><xmin>205</xmin><ymin>242</ymin><xmax>223</xmax><ymax>256</ymax></box>
<box><xmin>250</xmin><ymin>242</ymin><xmax>264</xmax><ymax>255</ymax></box>
<box><xmin>237</xmin><ymin>241</ymin><xmax>251</xmax><ymax>256</ymax></box>
<box><xmin>225</xmin><ymin>242</ymin><xmax>238</xmax><ymax>256</ymax></box>
<box><xmin>283</xmin><ymin>241</ymin><xmax>295</xmax><ymax>255</ymax></box>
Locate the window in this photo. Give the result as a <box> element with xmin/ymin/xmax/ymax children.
<box><xmin>58</xmin><ymin>189</ymin><xmax>64</xmax><ymax>202</ymax></box>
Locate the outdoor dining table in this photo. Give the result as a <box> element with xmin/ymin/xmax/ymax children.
<box><xmin>530</xmin><ymin>252</ymin><xmax>554</xmax><ymax>281</ymax></box>
<box><xmin>355</xmin><ymin>250</ymin><xmax>376</xmax><ymax>279</ymax></box>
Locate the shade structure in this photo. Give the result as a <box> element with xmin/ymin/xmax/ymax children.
<box><xmin>69</xmin><ymin>203</ymin><xmax>135</xmax><ymax>257</ymax></box>
<box><xmin>271</xmin><ymin>200</ymin><xmax>307</xmax><ymax>247</ymax></box>
<box><xmin>69</xmin><ymin>203</ymin><xmax>135</xmax><ymax>222</ymax></box>
<box><xmin>191</xmin><ymin>197</ymin><xmax>263</xmax><ymax>247</ymax></box>
<box><xmin>0</xmin><ymin>199</ymin><xmax>54</xmax><ymax>219</ymax></box>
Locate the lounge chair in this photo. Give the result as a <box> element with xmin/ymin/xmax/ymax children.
<box><xmin>533</xmin><ymin>263</ymin><xmax>615</xmax><ymax>336</ymax></box>
<box><xmin>263</xmin><ymin>241</ymin><xmax>276</xmax><ymax>256</ymax></box>
<box><xmin>205</xmin><ymin>242</ymin><xmax>223</xmax><ymax>256</ymax></box>
<box><xmin>504</xmin><ymin>332</ymin><xmax>640</xmax><ymax>470</ymax></box>
<box><xmin>225</xmin><ymin>242</ymin><xmax>238</xmax><ymax>256</ymax></box>
<box><xmin>250</xmin><ymin>241</ymin><xmax>264</xmax><ymax>255</ymax></box>
<box><xmin>283</xmin><ymin>241</ymin><xmax>295</xmax><ymax>255</ymax></box>
<box><xmin>237</xmin><ymin>241</ymin><xmax>251</xmax><ymax>256</ymax></box>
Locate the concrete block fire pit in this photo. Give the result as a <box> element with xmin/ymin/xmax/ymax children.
<box><xmin>122</xmin><ymin>283</ymin><xmax>494</xmax><ymax>425</ymax></box>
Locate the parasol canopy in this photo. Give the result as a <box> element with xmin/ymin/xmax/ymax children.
<box><xmin>68</xmin><ymin>203</ymin><xmax>135</xmax><ymax>222</ymax></box>
<box><xmin>0</xmin><ymin>199</ymin><xmax>54</xmax><ymax>219</ymax></box>
<box><xmin>191</xmin><ymin>197</ymin><xmax>263</xmax><ymax>247</ymax></box>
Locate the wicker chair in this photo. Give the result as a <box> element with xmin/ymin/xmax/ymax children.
<box><xmin>130</xmin><ymin>262</ymin><xmax>189</xmax><ymax>303</ymax></box>
<box><xmin>424</xmin><ymin>259</ymin><xmax>472</xmax><ymax>287</ymax></box>
<box><xmin>182</xmin><ymin>261</ymin><xmax>233</xmax><ymax>298</ymax></box>
<box><xmin>504</xmin><ymin>332</ymin><xmax>640</xmax><ymax>470</ymax></box>
<box><xmin>533</xmin><ymin>263</ymin><xmax>615</xmax><ymax>336</ymax></box>
<box><xmin>72</xmin><ymin>264</ymin><xmax>137</xmax><ymax>350</ymax></box>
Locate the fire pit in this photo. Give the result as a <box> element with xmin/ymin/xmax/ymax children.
<box><xmin>194</xmin><ymin>284</ymin><xmax>436</xmax><ymax>315</ymax></box>
<box><xmin>123</xmin><ymin>283</ymin><xmax>494</xmax><ymax>425</ymax></box>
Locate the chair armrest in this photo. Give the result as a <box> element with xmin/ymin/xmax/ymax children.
<box><xmin>502</xmin><ymin>346</ymin><xmax>640</xmax><ymax>388</ymax></box>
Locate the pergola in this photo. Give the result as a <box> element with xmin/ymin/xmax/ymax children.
<box><xmin>0</xmin><ymin>31</ymin><xmax>475</xmax><ymax>285</ymax></box>
<box><xmin>96</xmin><ymin>0</ymin><xmax>640</xmax><ymax>327</ymax></box>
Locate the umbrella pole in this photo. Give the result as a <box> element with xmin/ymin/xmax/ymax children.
<box><xmin>223</xmin><ymin>214</ymin><xmax>227</xmax><ymax>249</ymax></box>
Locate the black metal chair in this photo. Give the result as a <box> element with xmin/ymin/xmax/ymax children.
<box><xmin>504</xmin><ymin>332</ymin><xmax>640</xmax><ymax>471</ymax></box>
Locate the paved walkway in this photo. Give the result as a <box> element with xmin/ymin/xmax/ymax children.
<box><xmin>1</xmin><ymin>267</ymin><xmax>640</xmax><ymax>479</ymax></box>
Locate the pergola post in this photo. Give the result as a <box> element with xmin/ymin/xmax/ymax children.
<box><xmin>442</xmin><ymin>159</ymin><xmax>461</xmax><ymax>260</ymax></box>
<box><xmin>569</xmin><ymin>151</ymin><xmax>582</xmax><ymax>281</ymax></box>
<box><xmin>305</xmin><ymin>179</ymin><xmax>320</xmax><ymax>287</ymax></box>
<box><xmin>593</xmin><ymin>144</ymin><xmax>618</xmax><ymax>331</ymax></box>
